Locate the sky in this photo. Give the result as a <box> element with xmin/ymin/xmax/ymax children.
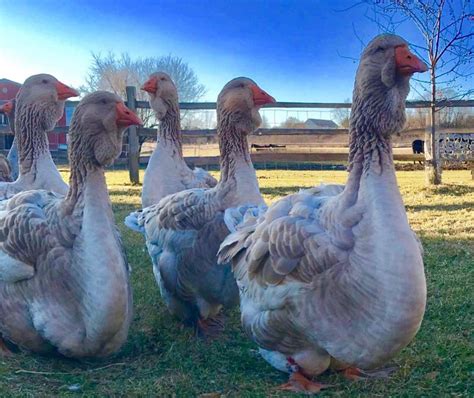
<box><xmin>0</xmin><ymin>0</ymin><xmax>471</xmax><ymax>103</ymax></box>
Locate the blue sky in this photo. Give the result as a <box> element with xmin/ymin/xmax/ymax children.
<box><xmin>0</xmin><ymin>0</ymin><xmax>469</xmax><ymax>102</ymax></box>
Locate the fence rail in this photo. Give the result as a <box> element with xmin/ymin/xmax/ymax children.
<box><xmin>1</xmin><ymin>92</ymin><xmax>473</xmax><ymax>183</ymax></box>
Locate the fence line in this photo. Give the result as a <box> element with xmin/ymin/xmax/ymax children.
<box><xmin>1</xmin><ymin>92</ymin><xmax>473</xmax><ymax>184</ymax></box>
<box><xmin>3</xmin><ymin>99</ymin><xmax>472</xmax><ymax>109</ymax></box>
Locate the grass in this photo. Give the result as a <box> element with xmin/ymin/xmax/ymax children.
<box><xmin>0</xmin><ymin>169</ymin><xmax>473</xmax><ymax>397</ymax></box>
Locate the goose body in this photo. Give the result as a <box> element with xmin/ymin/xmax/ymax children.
<box><xmin>130</xmin><ymin>78</ymin><xmax>274</xmax><ymax>331</ymax></box>
<box><xmin>0</xmin><ymin>75</ymin><xmax>76</xmax><ymax>201</ymax></box>
<box><xmin>0</xmin><ymin>91</ymin><xmax>140</xmax><ymax>357</ymax></box>
<box><xmin>141</xmin><ymin>72</ymin><xmax>217</xmax><ymax>208</ymax></box>
<box><xmin>218</xmin><ymin>35</ymin><xmax>427</xmax><ymax>388</ymax></box>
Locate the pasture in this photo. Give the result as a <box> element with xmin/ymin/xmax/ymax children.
<box><xmin>0</xmin><ymin>169</ymin><xmax>472</xmax><ymax>397</ymax></box>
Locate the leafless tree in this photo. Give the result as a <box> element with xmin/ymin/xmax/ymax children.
<box><xmin>331</xmin><ymin>98</ymin><xmax>351</xmax><ymax>128</ymax></box>
<box><xmin>358</xmin><ymin>0</ymin><xmax>473</xmax><ymax>184</ymax></box>
<box><xmin>81</xmin><ymin>53</ymin><xmax>206</xmax><ymax>139</ymax></box>
<box><xmin>281</xmin><ymin>116</ymin><xmax>306</xmax><ymax>129</ymax></box>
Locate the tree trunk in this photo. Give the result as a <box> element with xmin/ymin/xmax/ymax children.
<box><xmin>425</xmin><ymin>73</ymin><xmax>442</xmax><ymax>185</ymax></box>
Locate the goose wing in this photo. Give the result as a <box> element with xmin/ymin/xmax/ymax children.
<box><xmin>139</xmin><ymin>186</ymin><xmax>236</xmax><ymax>318</ymax></box>
<box><xmin>0</xmin><ymin>190</ymin><xmax>61</xmax><ymax>282</ymax></box>
<box><xmin>218</xmin><ymin>184</ymin><xmax>364</xmax><ymax>352</ymax></box>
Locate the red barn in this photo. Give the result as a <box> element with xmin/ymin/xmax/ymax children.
<box><xmin>0</xmin><ymin>77</ymin><xmax>71</xmax><ymax>151</ymax></box>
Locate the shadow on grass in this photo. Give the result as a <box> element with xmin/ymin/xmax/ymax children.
<box><xmin>406</xmin><ymin>202</ymin><xmax>474</xmax><ymax>212</ymax></box>
<box><xmin>421</xmin><ymin>184</ymin><xmax>474</xmax><ymax>196</ymax></box>
<box><xmin>259</xmin><ymin>186</ymin><xmax>311</xmax><ymax>197</ymax></box>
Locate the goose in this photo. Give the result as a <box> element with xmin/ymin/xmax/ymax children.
<box><xmin>0</xmin><ymin>155</ymin><xmax>12</xmax><ymax>182</ymax></box>
<box><xmin>0</xmin><ymin>74</ymin><xmax>78</xmax><ymax>200</ymax></box>
<box><xmin>127</xmin><ymin>77</ymin><xmax>274</xmax><ymax>335</ymax></box>
<box><xmin>140</xmin><ymin>72</ymin><xmax>217</xmax><ymax>208</ymax></box>
<box><xmin>0</xmin><ymin>100</ymin><xmax>18</xmax><ymax>181</ymax></box>
<box><xmin>218</xmin><ymin>34</ymin><xmax>428</xmax><ymax>392</ymax></box>
<box><xmin>0</xmin><ymin>91</ymin><xmax>140</xmax><ymax>357</ymax></box>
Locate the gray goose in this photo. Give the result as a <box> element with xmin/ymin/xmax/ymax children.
<box><xmin>218</xmin><ymin>34</ymin><xmax>428</xmax><ymax>392</ymax></box>
<box><xmin>0</xmin><ymin>91</ymin><xmax>141</xmax><ymax>357</ymax></box>
<box><xmin>140</xmin><ymin>72</ymin><xmax>217</xmax><ymax>208</ymax></box>
<box><xmin>127</xmin><ymin>77</ymin><xmax>274</xmax><ymax>335</ymax></box>
<box><xmin>0</xmin><ymin>74</ymin><xmax>77</xmax><ymax>200</ymax></box>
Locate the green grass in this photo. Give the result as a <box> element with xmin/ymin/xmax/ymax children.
<box><xmin>1</xmin><ymin>169</ymin><xmax>472</xmax><ymax>397</ymax></box>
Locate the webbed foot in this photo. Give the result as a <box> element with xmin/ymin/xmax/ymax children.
<box><xmin>343</xmin><ymin>366</ymin><xmax>397</xmax><ymax>381</ymax></box>
<box><xmin>195</xmin><ymin>315</ymin><xmax>225</xmax><ymax>339</ymax></box>
<box><xmin>278</xmin><ymin>371</ymin><xmax>331</xmax><ymax>394</ymax></box>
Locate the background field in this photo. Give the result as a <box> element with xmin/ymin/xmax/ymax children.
<box><xmin>0</xmin><ymin>169</ymin><xmax>472</xmax><ymax>397</ymax></box>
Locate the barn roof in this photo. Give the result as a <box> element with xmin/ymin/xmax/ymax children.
<box><xmin>0</xmin><ymin>78</ymin><xmax>21</xmax><ymax>86</ymax></box>
<box><xmin>305</xmin><ymin>118</ymin><xmax>338</xmax><ymax>128</ymax></box>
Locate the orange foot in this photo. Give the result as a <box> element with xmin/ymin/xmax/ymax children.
<box><xmin>343</xmin><ymin>366</ymin><xmax>397</xmax><ymax>381</ymax></box>
<box><xmin>278</xmin><ymin>371</ymin><xmax>331</xmax><ymax>394</ymax></box>
<box><xmin>0</xmin><ymin>338</ymin><xmax>13</xmax><ymax>357</ymax></box>
<box><xmin>195</xmin><ymin>316</ymin><xmax>225</xmax><ymax>339</ymax></box>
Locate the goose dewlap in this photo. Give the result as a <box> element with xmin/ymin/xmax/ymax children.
<box><xmin>250</xmin><ymin>84</ymin><xmax>276</xmax><ymax>106</ymax></box>
<box><xmin>115</xmin><ymin>102</ymin><xmax>142</xmax><ymax>127</ymax></box>
<box><xmin>395</xmin><ymin>45</ymin><xmax>428</xmax><ymax>75</ymax></box>
<box><xmin>55</xmin><ymin>81</ymin><xmax>79</xmax><ymax>100</ymax></box>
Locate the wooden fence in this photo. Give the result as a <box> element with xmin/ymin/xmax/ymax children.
<box><xmin>1</xmin><ymin>92</ymin><xmax>473</xmax><ymax>184</ymax></box>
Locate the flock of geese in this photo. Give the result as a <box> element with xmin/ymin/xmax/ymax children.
<box><xmin>0</xmin><ymin>34</ymin><xmax>428</xmax><ymax>393</ymax></box>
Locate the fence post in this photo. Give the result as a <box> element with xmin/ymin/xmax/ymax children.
<box><xmin>126</xmin><ymin>86</ymin><xmax>140</xmax><ymax>184</ymax></box>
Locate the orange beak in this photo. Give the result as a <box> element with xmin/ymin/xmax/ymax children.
<box><xmin>0</xmin><ymin>100</ymin><xmax>13</xmax><ymax>114</ymax></box>
<box><xmin>250</xmin><ymin>84</ymin><xmax>276</xmax><ymax>106</ymax></box>
<box><xmin>141</xmin><ymin>76</ymin><xmax>158</xmax><ymax>94</ymax></box>
<box><xmin>395</xmin><ymin>46</ymin><xmax>428</xmax><ymax>75</ymax></box>
<box><xmin>56</xmin><ymin>81</ymin><xmax>79</xmax><ymax>100</ymax></box>
<box><xmin>115</xmin><ymin>102</ymin><xmax>142</xmax><ymax>127</ymax></box>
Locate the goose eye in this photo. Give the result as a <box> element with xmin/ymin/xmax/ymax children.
<box><xmin>101</xmin><ymin>99</ymin><xmax>107</xmax><ymax>105</ymax></box>
<box><xmin>376</xmin><ymin>46</ymin><xmax>385</xmax><ymax>53</ymax></box>
<box><xmin>240</xmin><ymin>83</ymin><xmax>245</xmax><ymax>88</ymax></box>
<box><xmin>161</xmin><ymin>77</ymin><xmax>166</xmax><ymax>81</ymax></box>
<box><xmin>42</xmin><ymin>79</ymin><xmax>48</xmax><ymax>84</ymax></box>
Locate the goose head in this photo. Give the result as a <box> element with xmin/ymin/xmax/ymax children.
<box><xmin>141</xmin><ymin>72</ymin><xmax>178</xmax><ymax>120</ymax></box>
<box><xmin>16</xmin><ymin>74</ymin><xmax>78</xmax><ymax>131</ymax></box>
<box><xmin>354</xmin><ymin>34</ymin><xmax>428</xmax><ymax>136</ymax></box>
<box><xmin>69</xmin><ymin>91</ymin><xmax>142</xmax><ymax>167</ymax></box>
<box><xmin>217</xmin><ymin>77</ymin><xmax>275</xmax><ymax>134</ymax></box>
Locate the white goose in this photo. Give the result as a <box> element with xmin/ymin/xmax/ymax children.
<box><xmin>141</xmin><ymin>72</ymin><xmax>217</xmax><ymax>208</ymax></box>
<box><xmin>127</xmin><ymin>77</ymin><xmax>274</xmax><ymax>335</ymax></box>
<box><xmin>218</xmin><ymin>34</ymin><xmax>428</xmax><ymax>392</ymax></box>
<box><xmin>0</xmin><ymin>74</ymin><xmax>77</xmax><ymax>200</ymax></box>
<box><xmin>0</xmin><ymin>91</ymin><xmax>140</xmax><ymax>357</ymax></box>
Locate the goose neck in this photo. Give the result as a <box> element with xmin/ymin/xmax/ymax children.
<box><xmin>15</xmin><ymin>103</ymin><xmax>52</xmax><ymax>175</ymax></box>
<box><xmin>157</xmin><ymin>101</ymin><xmax>182</xmax><ymax>156</ymax></box>
<box><xmin>217</xmin><ymin>116</ymin><xmax>252</xmax><ymax>183</ymax></box>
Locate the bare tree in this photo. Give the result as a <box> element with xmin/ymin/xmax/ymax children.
<box><xmin>331</xmin><ymin>98</ymin><xmax>351</xmax><ymax>128</ymax></box>
<box><xmin>281</xmin><ymin>116</ymin><xmax>305</xmax><ymax>129</ymax></box>
<box><xmin>359</xmin><ymin>0</ymin><xmax>473</xmax><ymax>184</ymax></box>
<box><xmin>81</xmin><ymin>53</ymin><xmax>206</xmax><ymax>129</ymax></box>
